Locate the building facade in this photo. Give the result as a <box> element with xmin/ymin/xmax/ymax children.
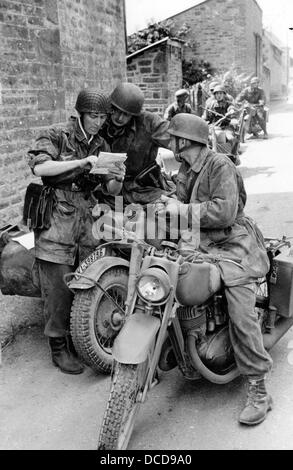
<box><xmin>166</xmin><ymin>0</ymin><xmax>263</xmax><ymax>77</ymax></box>
<box><xmin>263</xmin><ymin>30</ymin><xmax>290</xmax><ymax>100</ymax></box>
<box><xmin>0</xmin><ymin>0</ymin><xmax>127</xmax><ymax>225</ymax></box>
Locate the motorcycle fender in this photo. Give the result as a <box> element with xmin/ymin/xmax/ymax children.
<box><xmin>113</xmin><ymin>313</ymin><xmax>161</xmax><ymax>364</ymax></box>
<box><xmin>67</xmin><ymin>256</ymin><xmax>129</xmax><ymax>290</ymax></box>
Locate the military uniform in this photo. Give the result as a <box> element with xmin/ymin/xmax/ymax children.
<box><xmin>100</xmin><ymin>111</ymin><xmax>172</xmax><ymax>205</ymax></box>
<box><xmin>27</xmin><ymin>117</ymin><xmax>111</xmax><ymax>337</ymax></box>
<box><xmin>236</xmin><ymin>86</ymin><xmax>266</xmax><ymax>106</ymax></box>
<box><xmin>236</xmin><ymin>86</ymin><xmax>267</xmax><ymax>135</ymax></box>
<box><xmin>202</xmin><ymin>98</ymin><xmax>234</xmax><ymax>127</ymax></box>
<box><xmin>164</xmin><ymin>102</ymin><xmax>192</xmax><ymax>121</ymax></box>
<box><xmin>176</xmin><ymin>146</ymin><xmax>273</xmax><ymax>377</ymax></box>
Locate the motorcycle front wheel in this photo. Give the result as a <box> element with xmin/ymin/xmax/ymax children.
<box><xmin>70</xmin><ymin>267</ymin><xmax>128</xmax><ymax>374</ymax></box>
<box><xmin>98</xmin><ymin>361</ymin><xmax>147</xmax><ymax>450</ymax></box>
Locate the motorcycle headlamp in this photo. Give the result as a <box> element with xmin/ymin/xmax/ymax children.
<box><xmin>136</xmin><ymin>268</ymin><xmax>171</xmax><ymax>305</ymax></box>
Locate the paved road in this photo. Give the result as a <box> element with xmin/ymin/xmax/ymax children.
<box><xmin>1</xmin><ymin>99</ymin><xmax>293</xmax><ymax>450</ymax></box>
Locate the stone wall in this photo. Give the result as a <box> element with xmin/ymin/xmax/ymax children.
<box><xmin>0</xmin><ymin>0</ymin><xmax>126</xmax><ymax>225</ymax></box>
<box><xmin>127</xmin><ymin>39</ymin><xmax>183</xmax><ymax>116</ymax></box>
<box><xmin>167</xmin><ymin>0</ymin><xmax>263</xmax><ymax>76</ymax></box>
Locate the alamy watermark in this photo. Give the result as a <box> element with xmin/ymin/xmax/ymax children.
<box><xmin>91</xmin><ymin>196</ymin><xmax>200</xmax><ymax>244</ymax></box>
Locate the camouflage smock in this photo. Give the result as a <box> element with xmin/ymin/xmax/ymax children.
<box><xmin>27</xmin><ymin>118</ymin><xmax>112</xmax><ymax>265</ymax></box>
<box><xmin>164</xmin><ymin>102</ymin><xmax>192</xmax><ymax>121</ymax></box>
<box><xmin>176</xmin><ymin>147</ymin><xmax>269</xmax><ymax>287</ymax></box>
<box><xmin>100</xmin><ymin>111</ymin><xmax>172</xmax><ymax>205</ymax></box>
<box><xmin>236</xmin><ymin>86</ymin><xmax>266</xmax><ymax>105</ymax></box>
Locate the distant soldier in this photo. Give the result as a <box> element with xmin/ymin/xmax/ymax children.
<box><xmin>204</xmin><ymin>81</ymin><xmax>220</xmax><ymax>109</ymax></box>
<box><xmin>202</xmin><ymin>85</ymin><xmax>235</xmax><ymax>127</ymax></box>
<box><xmin>204</xmin><ymin>81</ymin><xmax>234</xmax><ymax>113</ymax></box>
<box><xmin>236</xmin><ymin>77</ymin><xmax>268</xmax><ymax>139</ymax></box>
<box><xmin>164</xmin><ymin>89</ymin><xmax>192</xmax><ymax>121</ymax></box>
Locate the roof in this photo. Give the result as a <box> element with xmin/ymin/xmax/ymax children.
<box><xmin>127</xmin><ymin>37</ymin><xmax>183</xmax><ymax>61</ymax></box>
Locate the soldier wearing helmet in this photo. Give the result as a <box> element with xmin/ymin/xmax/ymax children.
<box><xmin>100</xmin><ymin>82</ymin><xmax>174</xmax><ymax>206</ymax></box>
<box><xmin>164</xmin><ymin>89</ymin><xmax>192</xmax><ymax>121</ymax></box>
<box><xmin>204</xmin><ymin>81</ymin><xmax>234</xmax><ymax>112</ymax></box>
<box><xmin>27</xmin><ymin>89</ymin><xmax>126</xmax><ymax>375</ymax></box>
<box><xmin>158</xmin><ymin>113</ymin><xmax>273</xmax><ymax>426</ymax></box>
<box><xmin>236</xmin><ymin>77</ymin><xmax>268</xmax><ymax>138</ymax></box>
<box><xmin>202</xmin><ymin>85</ymin><xmax>235</xmax><ymax>127</ymax></box>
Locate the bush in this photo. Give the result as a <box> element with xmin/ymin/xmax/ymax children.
<box><xmin>207</xmin><ymin>67</ymin><xmax>254</xmax><ymax>98</ymax></box>
<box><xmin>127</xmin><ymin>20</ymin><xmax>191</xmax><ymax>55</ymax></box>
<box><xmin>183</xmin><ymin>59</ymin><xmax>213</xmax><ymax>86</ymax></box>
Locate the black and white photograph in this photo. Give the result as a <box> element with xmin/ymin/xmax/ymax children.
<box><xmin>1</xmin><ymin>0</ymin><xmax>293</xmax><ymax>453</ymax></box>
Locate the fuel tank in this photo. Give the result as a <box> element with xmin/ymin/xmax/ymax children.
<box><xmin>176</xmin><ymin>261</ymin><xmax>222</xmax><ymax>306</ymax></box>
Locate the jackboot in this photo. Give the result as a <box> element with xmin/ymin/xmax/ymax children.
<box><xmin>49</xmin><ymin>337</ymin><xmax>84</xmax><ymax>375</ymax></box>
<box><xmin>239</xmin><ymin>377</ymin><xmax>273</xmax><ymax>425</ymax></box>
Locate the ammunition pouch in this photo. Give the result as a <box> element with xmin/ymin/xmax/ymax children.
<box><xmin>23</xmin><ymin>183</ymin><xmax>56</xmax><ymax>231</ymax></box>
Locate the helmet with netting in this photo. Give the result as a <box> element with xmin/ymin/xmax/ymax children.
<box><xmin>75</xmin><ymin>89</ymin><xmax>111</xmax><ymax>114</ymax></box>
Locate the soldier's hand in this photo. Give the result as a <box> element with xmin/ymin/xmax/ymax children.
<box><xmin>109</xmin><ymin>162</ymin><xmax>126</xmax><ymax>182</ymax></box>
<box><xmin>81</xmin><ymin>155</ymin><xmax>99</xmax><ymax>168</ymax></box>
<box><xmin>156</xmin><ymin>194</ymin><xmax>183</xmax><ymax>217</ymax></box>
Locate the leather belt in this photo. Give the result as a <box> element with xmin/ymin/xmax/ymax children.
<box><xmin>52</xmin><ymin>183</ymin><xmax>84</xmax><ymax>192</ymax></box>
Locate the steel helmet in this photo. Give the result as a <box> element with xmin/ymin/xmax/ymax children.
<box><xmin>209</xmin><ymin>81</ymin><xmax>220</xmax><ymax>92</ymax></box>
<box><xmin>213</xmin><ymin>85</ymin><xmax>226</xmax><ymax>94</ymax></box>
<box><xmin>250</xmin><ymin>77</ymin><xmax>260</xmax><ymax>85</ymax></box>
<box><xmin>168</xmin><ymin>114</ymin><xmax>209</xmax><ymax>145</ymax></box>
<box><xmin>175</xmin><ymin>89</ymin><xmax>189</xmax><ymax>98</ymax></box>
<box><xmin>110</xmin><ymin>83</ymin><xmax>144</xmax><ymax>116</ymax></box>
<box><xmin>75</xmin><ymin>89</ymin><xmax>111</xmax><ymax>114</ymax></box>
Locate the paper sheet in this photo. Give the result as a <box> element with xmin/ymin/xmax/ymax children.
<box><xmin>90</xmin><ymin>152</ymin><xmax>127</xmax><ymax>175</ymax></box>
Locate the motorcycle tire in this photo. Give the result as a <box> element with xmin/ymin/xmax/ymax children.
<box><xmin>98</xmin><ymin>362</ymin><xmax>146</xmax><ymax>450</ymax></box>
<box><xmin>70</xmin><ymin>267</ymin><xmax>129</xmax><ymax>375</ymax></box>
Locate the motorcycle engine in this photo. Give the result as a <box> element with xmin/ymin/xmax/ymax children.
<box><xmin>177</xmin><ymin>304</ymin><xmax>207</xmax><ymax>331</ymax></box>
<box><xmin>178</xmin><ymin>296</ymin><xmax>236</xmax><ymax>375</ymax></box>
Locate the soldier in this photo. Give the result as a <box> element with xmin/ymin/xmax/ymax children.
<box><xmin>100</xmin><ymin>82</ymin><xmax>174</xmax><ymax>206</ymax></box>
<box><xmin>164</xmin><ymin>89</ymin><xmax>192</xmax><ymax>121</ymax></box>
<box><xmin>27</xmin><ymin>89</ymin><xmax>125</xmax><ymax>375</ymax></box>
<box><xmin>202</xmin><ymin>85</ymin><xmax>235</xmax><ymax>127</ymax></box>
<box><xmin>204</xmin><ymin>80</ymin><xmax>220</xmax><ymax>109</ymax></box>
<box><xmin>236</xmin><ymin>77</ymin><xmax>268</xmax><ymax>139</ymax></box>
<box><xmin>158</xmin><ymin>114</ymin><xmax>273</xmax><ymax>426</ymax></box>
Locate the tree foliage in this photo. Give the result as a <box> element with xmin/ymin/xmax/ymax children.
<box><xmin>182</xmin><ymin>59</ymin><xmax>213</xmax><ymax>86</ymax></box>
<box><xmin>127</xmin><ymin>20</ymin><xmax>213</xmax><ymax>86</ymax></box>
<box><xmin>209</xmin><ymin>67</ymin><xmax>254</xmax><ymax>97</ymax></box>
<box><xmin>127</xmin><ymin>20</ymin><xmax>192</xmax><ymax>55</ymax></box>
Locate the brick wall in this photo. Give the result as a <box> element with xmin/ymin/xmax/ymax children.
<box><xmin>167</xmin><ymin>0</ymin><xmax>263</xmax><ymax>76</ymax></box>
<box><xmin>0</xmin><ymin>0</ymin><xmax>126</xmax><ymax>226</ymax></box>
<box><xmin>127</xmin><ymin>39</ymin><xmax>183</xmax><ymax>116</ymax></box>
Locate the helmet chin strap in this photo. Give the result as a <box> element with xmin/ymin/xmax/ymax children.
<box><xmin>77</xmin><ymin>114</ymin><xmax>94</xmax><ymax>144</ymax></box>
<box><xmin>175</xmin><ymin>137</ymin><xmax>191</xmax><ymax>159</ymax></box>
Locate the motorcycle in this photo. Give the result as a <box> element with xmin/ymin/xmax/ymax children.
<box><xmin>205</xmin><ymin>107</ymin><xmax>247</xmax><ymax>166</ymax></box>
<box><xmin>242</xmin><ymin>101</ymin><xmax>269</xmax><ymax>138</ymax></box>
<box><xmin>0</xmin><ymin>222</ymin><xmax>131</xmax><ymax>374</ymax></box>
<box><xmin>0</xmin><ymin>204</ymin><xmax>170</xmax><ymax>376</ymax></box>
<box><xmin>96</xmin><ymin>230</ymin><xmax>293</xmax><ymax>450</ymax></box>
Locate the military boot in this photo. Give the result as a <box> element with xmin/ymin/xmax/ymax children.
<box><xmin>239</xmin><ymin>377</ymin><xmax>273</xmax><ymax>426</ymax></box>
<box><xmin>49</xmin><ymin>337</ymin><xmax>84</xmax><ymax>375</ymax></box>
